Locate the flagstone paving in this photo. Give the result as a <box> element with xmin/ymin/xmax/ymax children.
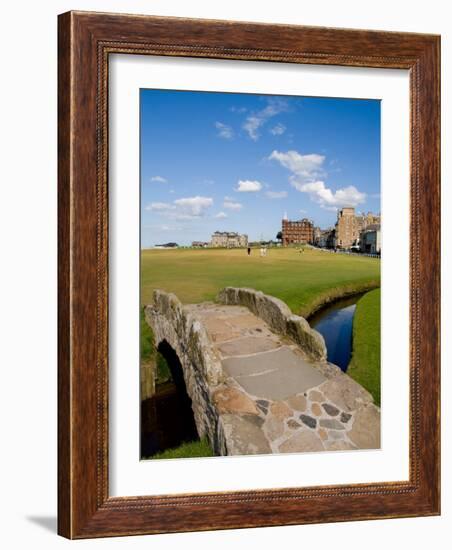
<box><xmin>187</xmin><ymin>302</ymin><xmax>381</xmax><ymax>455</ymax></box>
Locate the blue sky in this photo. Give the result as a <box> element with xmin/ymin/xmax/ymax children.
<box><xmin>140</xmin><ymin>89</ymin><xmax>380</xmax><ymax>247</ymax></box>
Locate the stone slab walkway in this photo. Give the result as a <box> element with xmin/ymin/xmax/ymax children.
<box><xmin>186</xmin><ymin>302</ymin><xmax>380</xmax><ymax>455</ymax></box>
<box><xmin>223</xmin><ymin>347</ymin><xmax>327</xmax><ymax>400</ymax></box>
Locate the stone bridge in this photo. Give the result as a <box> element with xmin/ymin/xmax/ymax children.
<box><xmin>145</xmin><ymin>287</ymin><xmax>380</xmax><ymax>456</ymax></box>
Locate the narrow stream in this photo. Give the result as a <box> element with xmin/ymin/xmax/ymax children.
<box><xmin>308</xmin><ymin>293</ymin><xmax>364</xmax><ymax>372</ymax></box>
<box><xmin>141</xmin><ymin>341</ymin><xmax>199</xmax><ymax>458</ymax></box>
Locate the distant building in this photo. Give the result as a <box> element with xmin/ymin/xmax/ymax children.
<box><xmin>315</xmin><ymin>228</ymin><xmax>335</xmax><ymax>248</ymax></box>
<box><xmin>360</xmin><ymin>225</ymin><xmax>381</xmax><ymax>254</ymax></box>
<box><xmin>326</xmin><ymin>229</ymin><xmax>336</xmax><ymax>249</ymax></box>
<box><xmin>281</xmin><ymin>218</ymin><xmax>314</xmax><ymax>246</ymax></box>
<box><xmin>335</xmin><ymin>207</ymin><xmax>381</xmax><ymax>249</ymax></box>
<box><xmin>191</xmin><ymin>241</ymin><xmax>209</xmax><ymax>248</ymax></box>
<box><xmin>210</xmin><ymin>231</ymin><xmax>248</xmax><ymax>248</ymax></box>
<box><xmin>313</xmin><ymin>226</ymin><xmax>321</xmax><ymax>244</ymax></box>
<box><xmin>154</xmin><ymin>242</ymin><xmax>178</xmax><ymax>249</ymax></box>
<box><xmin>335</xmin><ymin>207</ymin><xmax>359</xmax><ymax>249</ymax></box>
<box><xmin>356</xmin><ymin>212</ymin><xmax>381</xmax><ymax>232</ymax></box>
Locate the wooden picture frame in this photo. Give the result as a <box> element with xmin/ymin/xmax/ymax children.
<box><xmin>58</xmin><ymin>11</ymin><xmax>440</xmax><ymax>539</ymax></box>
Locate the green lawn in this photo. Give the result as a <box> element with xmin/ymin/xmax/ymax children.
<box><xmin>347</xmin><ymin>288</ymin><xmax>381</xmax><ymax>406</ymax></box>
<box><xmin>148</xmin><ymin>438</ymin><xmax>214</xmax><ymax>460</ymax></box>
<box><xmin>141</xmin><ymin>247</ymin><xmax>380</xmax><ymax>317</ymax></box>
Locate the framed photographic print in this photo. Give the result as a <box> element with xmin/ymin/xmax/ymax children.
<box><xmin>58</xmin><ymin>11</ymin><xmax>440</xmax><ymax>538</ymax></box>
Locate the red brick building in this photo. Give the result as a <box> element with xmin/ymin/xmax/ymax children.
<box><xmin>282</xmin><ymin>218</ymin><xmax>314</xmax><ymax>246</ymax></box>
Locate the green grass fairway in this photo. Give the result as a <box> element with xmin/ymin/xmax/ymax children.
<box><xmin>347</xmin><ymin>288</ymin><xmax>381</xmax><ymax>406</ymax></box>
<box><xmin>141</xmin><ymin>247</ymin><xmax>380</xmax><ymax>317</ymax></box>
<box><xmin>148</xmin><ymin>438</ymin><xmax>214</xmax><ymax>460</ymax></box>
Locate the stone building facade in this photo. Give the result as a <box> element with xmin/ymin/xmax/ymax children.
<box><xmin>313</xmin><ymin>226</ymin><xmax>321</xmax><ymax>244</ymax></box>
<box><xmin>356</xmin><ymin>212</ymin><xmax>381</xmax><ymax>233</ymax></box>
<box><xmin>211</xmin><ymin>231</ymin><xmax>248</xmax><ymax>248</ymax></box>
<box><xmin>315</xmin><ymin>228</ymin><xmax>335</xmax><ymax>248</ymax></box>
<box><xmin>335</xmin><ymin>207</ymin><xmax>358</xmax><ymax>249</ymax></box>
<box><xmin>281</xmin><ymin>218</ymin><xmax>314</xmax><ymax>246</ymax></box>
<box><xmin>359</xmin><ymin>225</ymin><xmax>381</xmax><ymax>254</ymax></box>
<box><xmin>335</xmin><ymin>208</ymin><xmax>381</xmax><ymax>249</ymax></box>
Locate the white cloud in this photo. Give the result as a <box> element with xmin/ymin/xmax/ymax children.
<box><xmin>290</xmin><ymin>180</ymin><xmax>365</xmax><ymax>209</ymax></box>
<box><xmin>230</xmin><ymin>106</ymin><xmax>247</xmax><ymax>113</ymax></box>
<box><xmin>265</xmin><ymin>190</ymin><xmax>288</xmax><ymax>199</ymax></box>
<box><xmin>243</xmin><ymin>99</ymin><xmax>288</xmax><ymax>141</ymax></box>
<box><xmin>146</xmin><ymin>196</ymin><xmax>213</xmax><ymax>219</ymax></box>
<box><xmin>215</xmin><ymin>211</ymin><xmax>228</xmax><ymax>219</ymax></box>
<box><xmin>269</xmin><ymin>149</ymin><xmax>366</xmax><ymax>210</ymax></box>
<box><xmin>215</xmin><ymin>121</ymin><xmax>234</xmax><ymax>140</ymax></box>
<box><xmin>223</xmin><ymin>200</ymin><xmax>243</xmax><ymax>211</ymax></box>
<box><xmin>150</xmin><ymin>175</ymin><xmax>167</xmax><ymax>183</ymax></box>
<box><xmin>142</xmin><ymin>223</ymin><xmax>181</xmax><ymax>232</ymax></box>
<box><xmin>146</xmin><ymin>202</ymin><xmax>175</xmax><ymax>211</ymax></box>
<box><xmin>174</xmin><ymin>196</ymin><xmax>213</xmax><ymax>218</ymax></box>
<box><xmin>269</xmin><ymin>150</ymin><xmax>326</xmax><ymax>179</ymax></box>
<box><xmin>243</xmin><ymin>116</ymin><xmax>262</xmax><ymax>142</ymax></box>
<box><xmin>235</xmin><ymin>179</ymin><xmax>263</xmax><ymax>193</ymax></box>
<box><xmin>270</xmin><ymin>123</ymin><xmax>286</xmax><ymax>136</ymax></box>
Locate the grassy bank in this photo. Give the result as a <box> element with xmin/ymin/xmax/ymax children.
<box><xmin>148</xmin><ymin>438</ymin><xmax>214</xmax><ymax>460</ymax></box>
<box><xmin>141</xmin><ymin>247</ymin><xmax>380</xmax><ymax>318</ymax></box>
<box><xmin>140</xmin><ymin>308</ymin><xmax>172</xmax><ymax>384</ymax></box>
<box><xmin>347</xmin><ymin>288</ymin><xmax>381</xmax><ymax>406</ymax></box>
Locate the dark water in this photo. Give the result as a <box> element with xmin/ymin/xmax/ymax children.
<box><xmin>141</xmin><ymin>341</ymin><xmax>199</xmax><ymax>458</ymax></box>
<box><xmin>309</xmin><ymin>294</ymin><xmax>364</xmax><ymax>372</ymax></box>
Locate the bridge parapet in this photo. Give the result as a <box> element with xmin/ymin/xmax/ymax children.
<box><xmin>151</xmin><ymin>289</ymin><xmax>224</xmax><ymax>385</ymax></box>
<box><xmin>217</xmin><ymin>287</ymin><xmax>327</xmax><ymax>362</ymax></box>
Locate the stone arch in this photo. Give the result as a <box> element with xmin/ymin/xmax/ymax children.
<box><xmin>156</xmin><ymin>339</ymin><xmax>199</xmax><ymax>442</ymax></box>
<box><xmin>144</xmin><ymin>290</ymin><xmax>226</xmax><ymax>454</ymax></box>
<box><xmin>140</xmin><ymin>339</ymin><xmax>200</xmax><ymax>458</ymax></box>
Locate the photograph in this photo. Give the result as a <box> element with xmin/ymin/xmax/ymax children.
<box><xmin>140</xmin><ymin>89</ymin><xmax>382</xmax><ymax>459</ymax></box>
<box><xmin>0</xmin><ymin>0</ymin><xmax>444</xmax><ymax>543</ymax></box>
